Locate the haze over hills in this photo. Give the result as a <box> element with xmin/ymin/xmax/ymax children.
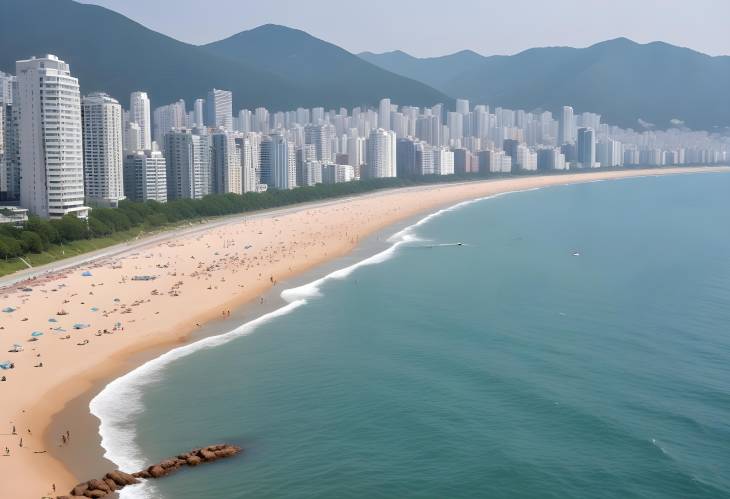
<box><xmin>0</xmin><ymin>0</ymin><xmax>447</xmax><ymax>111</ymax></box>
<box><xmin>202</xmin><ymin>25</ymin><xmax>446</xmax><ymax>108</ymax></box>
<box><xmin>361</xmin><ymin>39</ymin><xmax>730</xmax><ymax>130</ymax></box>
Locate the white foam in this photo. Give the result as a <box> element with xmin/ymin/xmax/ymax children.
<box><xmin>90</xmin><ymin>185</ymin><xmax>540</xmax><ymax>498</ymax></box>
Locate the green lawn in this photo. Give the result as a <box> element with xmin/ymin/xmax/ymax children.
<box><xmin>0</xmin><ymin>227</ymin><xmax>146</xmax><ymax>277</ymax></box>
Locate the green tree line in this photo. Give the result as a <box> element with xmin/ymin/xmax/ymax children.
<box><xmin>0</xmin><ymin>173</ymin><xmax>500</xmax><ymax>260</ymax></box>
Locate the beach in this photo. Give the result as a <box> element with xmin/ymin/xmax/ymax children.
<box><xmin>0</xmin><ymin>167</ymin><xmax>726</xmax><ymax>498</ymax></box>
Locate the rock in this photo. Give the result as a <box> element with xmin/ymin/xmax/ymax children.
<box><xmin>148</xmin><ymin>465</ymin><xmax>166</xmax><ymax>478</ymax></box>
<box><xmin>103</xmin><ymin>478</ymin><xmax>117</xmax><ymax>491</ymax></box>
<box><xmin>198</xmin><ymin>449</ymin><xmax>217</xmax><ymax>461</ymax></box>
<box><xmin>87</xmin><ymin>479</ymin><xmax>110</xmax><ymax>493</ymax></box>
<box><xmin>160</xmin><ymin>459</ymin><xmax>178</xmax><ymax>469</ymax></box>
<box><xmin>214</xmin><ymin>447</ymin><xmax>238</xmax><ymax>458</ymax></box>
<box><xmin>71</xmin><ymin>483</ymin><xmax>89</xmax><ymax>496</ymax></box>
<box><xmin>186</xmin><ymin>455</ymin><xmax>202</xmax><ymax>466</ymax></box>
<box><xmin>106</xmin><ymin>470</ymin><xmax>139</xmax><ymax>486</ymax></box>
<box><xmin>84</xmin><ymin>490</ymin><xmax>107</xmax><ymax>498</ymax></box>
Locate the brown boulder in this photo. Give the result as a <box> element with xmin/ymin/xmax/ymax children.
<box><xmin>198</xmin><ymin>449</ymin><xmax>217</xmax><ymax>461</ymax></box>
<box><xmin>160</xmin><ymin>458</ymin><xmax>178</xmax><ymax>469</ymax></box>
<box><xmin>186</xmin><ymin>455</ymin><xmax>202</xmax><ymax>466</ymax></box>
<box><xmin>71</xmin><ymin>483</ymin><xmax>89</xmax><ymax>496</ymax></box>
<box><xmin>87</xmin><ymin>479</ymin><xmax>110</xmax><ymax>493</ymax></box>
<box><xmin>106</xmin><ymin>470</ymin><xmax>139</xmax><ymax>486</ymax></box>
<box><xmin>214</xmin><ymin>447</ymin><xmax>238</xmax><ymax>458</ymax></box>
<box><xmin>148</xmin><ymin>465</ymin><xmax>166</xmax><ymax>478</ymax></box>
<box><xmin>103</xmin><ymin>478</ymin><xmax>117</xmax><ymax>491</ymax></box>
<box><xmin>84</xmin><ymin>490</ymin><xmax>107</xmax><ymax>498</ymax></box>
<box><xmin>133</xmin><ymin>470</ymin><xmax>151</xmax><ymax>479</ymax></box>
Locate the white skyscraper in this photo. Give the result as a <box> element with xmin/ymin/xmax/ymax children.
<box><xmin>17</xmin><ymin>55</ymin><xmax>89</xmax><ymax>218</ymax></box>
<box><xmin>211</xmin><ymin>130</ymin><xmax>241</xmax><ymax>194</ymax></box>
<box><xmin>194</xmin><ymin>98</ymin><xmax>205</xmax><ymax>128</ymax></box>
<box><xmin>379</xmin><ymin>98</ymin><xmax>391</xmax><ymax>130</ymax></box>
<box><xmin>235</xmin><ymin>135</ymin><xmax>257</xmax><ymax>193</ymax></box>
<box><xmin>123</xmin><ymin>121</ymin><xmax>142</xmax><ymax>153</ymax></box>
<box><xmin>0</xmin><ymin>72</ymin><xmax>15</xmax><ymax>105</ymax></box>
<box><xmin>153</xmin><ymin>100</ymin><xmax>186</xmax><ymax>146</ymax></box>
<box><xmin>164</xmin><ymin>128</ymin><xmax>209</xmax><ymax>199</ymax></box>
<box><xmin>205</xmin><ymin>89</ymin><xmax>233</xmax><ymax>130</ymax></box>
<box><xmin>130</xmin><ymin>91</ymin><xmax>152</xmax><ymax>150</ymax></box>
<box><xmin>82</xmin><ymin>93</ymin><xmax>124</xmax><ymax>206</ymax></box>
<box><xmin>366</xmin><ymin>128</ymin><xmax>396</xmax><ymax>178</ymax></box>
<box><xmin>455</xmin><ymin>98</ymin><xmax>470</xmax><ymax>115</ymax></box>
<box><xmin>123</xmin><ymin>149</ymin><xmax>167</xmax><ymax>203</ymax></box>
<box><xmin>260</xmin><ymin>132</ymin><xmax>296</xmax><ymax>190</ymax></box>
<box><xmin>559</xmin><ymin>106</ymin><xmax>576</xmax><ymax>145</ymax></box>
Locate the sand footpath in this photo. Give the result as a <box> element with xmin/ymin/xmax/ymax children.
<box><xmin>0</xmin><ymin>167</ymin><xmax>727</xmax><ymax>498</ymax></box>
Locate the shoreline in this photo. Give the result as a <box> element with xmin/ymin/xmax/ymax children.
<box><xmin>1</xmin><ymin>167</ymin><xmax>727</xmax><ymax>498</ymax></box>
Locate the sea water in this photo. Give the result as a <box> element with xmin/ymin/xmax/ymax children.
<box><xmin>92</xmin><ymin>172</ymin><xmax>730</xmax><ymax>498</ymax></box>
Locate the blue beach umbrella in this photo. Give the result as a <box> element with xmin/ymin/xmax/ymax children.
<box><xmin>2</xmin><ymin>307</ymin><xmax>15</xmax><ymax>313</ymax></box>
<box><xmin>82</xmin><ymin>271</ymin><xmax>92</xmax><ymax>277</ymax></box>
<box><xmin>48</xmin><ymin>318</ymin><xmax>58</xmax><ymax>323</ymax></box>
<box><xmin>31</xmin><ymin>331</ymin><xmax>44</xmax><ymax>337</ymax></box>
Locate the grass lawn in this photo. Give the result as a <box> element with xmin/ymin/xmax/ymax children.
<box><xmin>0</xmin><ymin>227</ymin><xmax>146</xmax><ymax>278</ymax></box>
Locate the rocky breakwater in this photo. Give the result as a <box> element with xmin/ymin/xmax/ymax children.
<box><xmin>56</xmin><ymin>443</ymin><xmax>242</xmax><ymax>498</ymax></box>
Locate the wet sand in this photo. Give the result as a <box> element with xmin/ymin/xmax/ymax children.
<box><xmin>0</xmin><ymin>167</ymin><xmax>726</xmax><ymax>498</ymax></box>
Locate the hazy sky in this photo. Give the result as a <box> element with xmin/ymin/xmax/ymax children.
<box><xmin>80</xmin><ymin>0</ymin><xmax>730</xmax><ymax>57</ymax></box>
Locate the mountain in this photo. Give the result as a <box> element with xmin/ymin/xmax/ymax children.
<box><xmin>361</xmin><ymin>39</ymin><xmax>730</xmax><ymax>130</ymax></box>
<box><xmin>359</xmin><ymin>49</ymin><xmax>484</xmax><ymax>92</ymax></box>
<box><xmin>0</xmin><ymin>0</ymin><xmax>447</xmax><ymax>113</ymax></box>
<box><xmin>203</xmin><ymin>25</ymin><xmax>448</xmax><ymax>108</ymax></box>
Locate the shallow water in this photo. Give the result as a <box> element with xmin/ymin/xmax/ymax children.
<box><xmin>96</xmin><ymin>172</ymin><xmax>730</xmax><ymax>498</ymax></box>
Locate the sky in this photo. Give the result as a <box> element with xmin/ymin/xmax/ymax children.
<box><xmin>80</xmin><ymin>0</ymin><xmax>730</xmax><ymax>57</ymax></box>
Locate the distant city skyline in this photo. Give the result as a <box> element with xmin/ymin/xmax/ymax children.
<box><xmin>79</xmin><ymin>0</ymin><xmax>730</xmax><ymax>57</ymax></box>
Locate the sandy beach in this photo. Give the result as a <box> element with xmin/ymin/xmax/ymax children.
<box><xmin>0</xmin><ymin>167</ymin><xmax>727</xmax><ymax>498</ymax></box>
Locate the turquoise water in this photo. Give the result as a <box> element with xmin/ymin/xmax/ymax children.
<box><xmin>101</xmin><ymin>173</ymin><xmax>730</xmax><ymax>498</ymax></box>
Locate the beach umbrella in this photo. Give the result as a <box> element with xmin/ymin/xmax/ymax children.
<box><xmin>82</xmin><ymin>271</ymin><xmax>92</xmax><ymax>277</ymax></box>
<box><xmin>48</xmin><ymin>318</ymin><xmax>58</xmax><ymax>323</ymax></box>
<box><xmin>90</xmin><ymin>307</ymin><xmax>99</xmax><ymax>312</ymax></box>
<box><xmin>2</xmin><ymin>307</ymin><xmax>15</xmax><ymax>313</ymax></box>
<box><xmin>31</xmin><ymin>331</ymin><xmax>44</xmax><ymax>337</ymax></box>
<box><xmin>0</xmin><ymin>361</ymin><xmax>12</xmax><ymax>370</ymax></box>
<box><xmin>73</xmin><ymin>323</ymin><xmax>89</xmax><ymax>330</ymax></box>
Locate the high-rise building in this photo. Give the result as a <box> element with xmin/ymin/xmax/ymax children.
<box><xmin>577</xmin><ymin>127</ymin><xmax>597</xmax><ymax>168</ymax></box>
<box><xmin>433</xmin><ymin>147</ymin><xmax>455</xmax><ymax>175</ymax></box>
<box><xmin>2</xmin><ymin>94</ymin><xmax>20</xmax><ymax>201</ymax></box>
<box><xmin>205</xmin><ymin>89</ymin><xmax>233</xmax><ymax>130</ymax></box>
<box><xmin>234</xmin><ymin>135</ymin><xmax>257</xmax><ymax>193</ymax></box>
<box><xmin>123</xmin><ymin>121</ymin><xmax>142</xmax><ymax>153</ymax></box>
<box><xmin>153</xmin><ymin>100</ymin><xmax>186</xmax><ymax>146</ymax></box>
<box><xmin>455</xmin><ymin>98</ymin><xmax>470</xmax><ymax>115</ymax></box>
<box><xmin>559</xmin><ymin>106</ymin><xmax>575</xmax><ymax>145</ymax></box>
<box><xmin>260</xmin><ymin>132</ymin><xmax>296</xmax><ymax>190</ymax></box>
<box><xmin>296</xmin><ymin>144</ymin><xmax>316</xmax><ymax>187</ymax></box>
<box><xmin>0</xmin><ymin>72</ymin><xmax>15</xmax><ymax>105</ymax></box>
<box><xmin>123</xmin><ymin>149</ymin><xmax>167</xmax><ymax>203</ymax></box>
<box><xmin>365</xmin><ymin>128</ymin><xmax>396</xmax><ymax>178</ymax></box>
<box><xmin>17</xmin><ymin>55</ymin><xmax>89</xmax><ymax>218</ymax></box>
<box><xmin>305</xmin><ymin>123</ymin><xmax>335</xmax><ymax>162</ymax></box>
<box><xmin>164</xmin><ymin>128</ymin><xmax>209</xmax><ymax>199</ymax></box>
<box><xmin>396</xmin><ymin>138</ymin><xmax>418</xmax><ymax>177</ymax></box>
<box><xmin>211</xmin><ymin>130</ymin><xmax>241</xmax><ymax>194</ymax></box>
<box><xmin>379</xmin><ymin>98</ymin><xmax>391</xmax><ymax>130</ymax></box>
<box><xmin>82</xmin><ymin>93</ymin><xmax>124</xmax><ymax>206</ymax></box>
<box><xmin>130</xmin><ymin>91</ymin><xmax>152</xmax><ymax>150</ymax></box>
<box><xmin>597</xmin><ymin>139</ymin><xmax>623</xmax><ymax>167</ymax></box>
<box><xmin>194</xmin><ymin>98</ymin><xmax>205</xmax><ymax>128</ymax></box>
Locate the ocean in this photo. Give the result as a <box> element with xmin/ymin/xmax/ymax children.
<box><xmin>91</xmin><ymin>172</ymin><xmax>730</xmax><ymax>498</ymax></box>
